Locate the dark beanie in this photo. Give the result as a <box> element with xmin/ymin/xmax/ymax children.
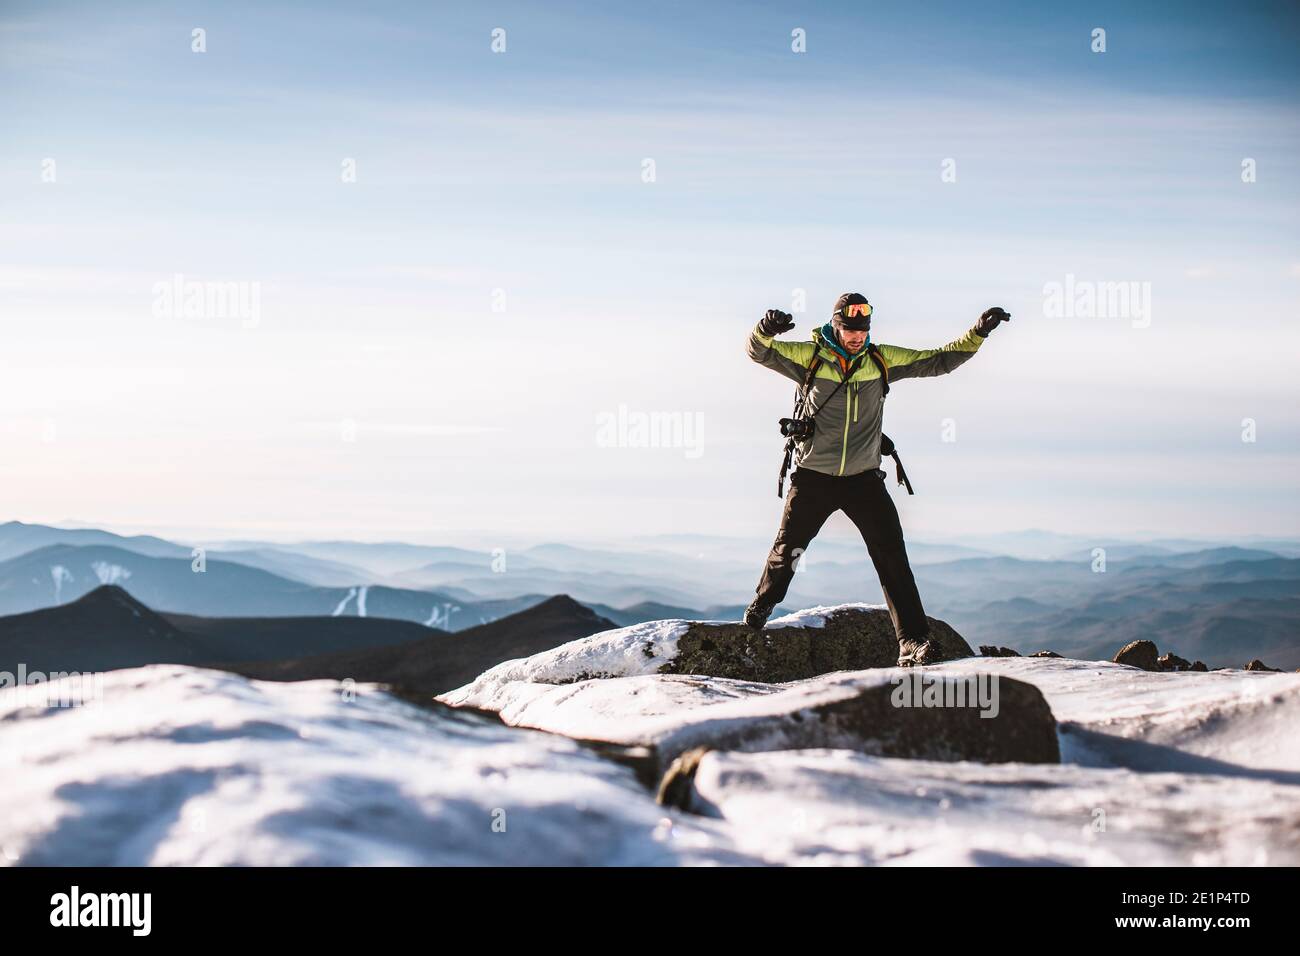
<box><xmin>832</xmin><ymin>292</ymin><xmax>871</xmax><ymax>330</ymax></box>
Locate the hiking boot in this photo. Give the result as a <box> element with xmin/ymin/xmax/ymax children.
<box><xmin>897</xmin><ymin>635</ymin><xmax>938</xmax><ymax>667</ymax></box>
<box><xmin>743</xmin><ymin>600</ymin><xmax>774</xmax><ymax>631</ymax></box>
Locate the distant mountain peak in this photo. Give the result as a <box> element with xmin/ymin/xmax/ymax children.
<box><xmin>537</xmin><ymin>593</ymin><xmax>595</xmax><ymax>612</ymax></box>
<box><xmin>517</xmin><ymin>595</ymin><xmax>618</xmax><ymax>630</ymax></box>
<box><xmin>77</xmin><ymin>583</ymin><xmax>147</xmax><ymax>610</ymax></box>
<box><xmin>65</xmin><ymin>584</ymin><xmax>180</xmax><ymax>635</ymax></box>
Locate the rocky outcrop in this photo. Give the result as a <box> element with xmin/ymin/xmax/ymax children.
<box><xmin>981</xmin><ymin>646</ymin><xmax>1064</xmax><ymax>659</ymax></box>
<box><xmin>1115</xmin><ymin>639</ymin><xmax>1237</xmax><ymax>674</ymax></box>
<box><xmin>1245</xmin><ymin>659</ymin><xmax>1282</xmax><ymax>673</ymax></box>
<box><xmin>1113</xmin><ymin>640</ymin><xmax>1160</xmax><ymax>671</ymax></box>
<box><xmin>656</xmin><ymin>747</ymin><xmax>710</xmax><ymax>808</ymax></box>
<box><xmin>980</xmin><ymin>645</ymin><xmax>1021</xmax><ymax>657</ymax></box>
<box><xmin>653</xmin><ymin>672</ymin><xmax>1060</xmax><ymax>807</ymax></box>
<box><xmin>661</xmin><ymin>607</ymin><xmax>973</xmax><ymax>683</ymax></box>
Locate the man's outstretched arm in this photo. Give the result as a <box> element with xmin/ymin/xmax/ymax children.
<box><xmin>880</xmin><ymin>306</ymin><xmax>1010</xmax><ymax>381</ymax></box>
<box><xmin>747</xmin><ymin>309</ymin><xmax>816</xmax><ymax>384</ymax></box>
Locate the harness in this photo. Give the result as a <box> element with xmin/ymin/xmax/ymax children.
<box><xmin>776</xmin><ymin>340</ymin><xmax>914</xmax><ymax>497</ymax></box>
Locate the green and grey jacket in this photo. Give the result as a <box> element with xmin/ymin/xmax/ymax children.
<box><xmin>748</xmin><ymin>322</ymin><xmax>985</xmax><ymax>477</ymax></box>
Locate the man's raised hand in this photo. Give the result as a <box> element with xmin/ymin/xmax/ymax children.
<box><xmin>759</xmin><ymin>309</ymin><xmax>796</xmax><ymax>337</ymax></box>
<box><xmin>975</xmin><ymin>306</ymin><xmax>1011</xmax><ymax>337</ymax></box>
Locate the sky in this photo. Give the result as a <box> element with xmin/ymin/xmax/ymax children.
<box><xmin>2</xmin><ymin>0</ymin><xmax>1298</xmax><ymax>546</ymax></box>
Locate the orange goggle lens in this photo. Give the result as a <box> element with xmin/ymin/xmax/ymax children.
<box><xmin>842</xmin><ymin>303</ymin><xmax>872</xmax><ymax>319</ymax></box>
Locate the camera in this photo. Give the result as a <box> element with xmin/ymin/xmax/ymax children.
<box><xmin>779</xmin><ymin>417</ymin><xmax>815</xmax><ymax>440</ymax></box>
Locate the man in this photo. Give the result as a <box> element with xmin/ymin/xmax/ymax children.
<box><xmin>744</xmin><ymin>292</ymin><xmax>1010</xmax><ymax>665</ymax></box>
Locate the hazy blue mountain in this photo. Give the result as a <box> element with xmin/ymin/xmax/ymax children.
<box><xmin>584</xmin><ymin>600</ymin><xmax>784</xmax><ymax>628</ymax></box>
<box><xmin>1110</xmin><ymin>547</ymin><xmax>1281</xmax><ymax>569</ymax></box>
<box><xmin>0</xmin><ymin>544</ymin><xmax>545</xmax><ymax>630</ymax></box>
<box><xmin>0</xmin><ymin>584</ymin><xmax>446</xmax><ymax>674</ymax></box>
<box><xmin>207</xmin><ymin>540</ymin><xmax>540</xmax><ymax>578</ymax></box>
<box><xmin>201</xmin><ymin>547</ymin><xmax>376</xmax><ymax>587</ymax></box>
<box><xmin>0</xmin><ymin>520</ymin><xmax>188</xmax><ymax>563</ymax></box>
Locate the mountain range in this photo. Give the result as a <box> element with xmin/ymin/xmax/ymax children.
<box><xmin>0</xmin><ymin>585</ymin><xmax>614</xmax><ymax>695</ymax></box>
<box><xmin>3</xmin><ymin>520</ymin><xmax>1298</xmax><ymax>669</ymax></box>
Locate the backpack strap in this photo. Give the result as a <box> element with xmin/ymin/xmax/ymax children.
<box><xmin>866</xmin><ymin>342</ymin><xmax>890</xmax><ymax>396</ymax></box>
<box><xmin>867</xmin><ymin>344</ymin><xmax>913</xmax><ymax>494</ymax></box>
<box><xmin>800</xmin><ymin>346</ymin><xmax>824</xmax><ymax>393</ymax></box>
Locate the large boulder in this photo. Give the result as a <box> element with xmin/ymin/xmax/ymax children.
<box><xmin>1113</xmin><ymin>639</ymin><xmax>1159</xmax><ymax>671</ymax></box>
<box><xmin>661</xmin><ymin>606</ymin><xmax>973</xmax><ymax>683</ymax></box>
<box><xmin>654</xmin><ymin>671</ymin><xmax>1061</xmax><ymax>805</ymax></box>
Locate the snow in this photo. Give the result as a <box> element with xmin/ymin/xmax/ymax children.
<box><xmin>448</xmin><ymin>670</ymin><xmax>876</xmax><ymax>752</ymax></box>
<box><xmin>440</xmin><ymin>608</ymin><xmax>888</xmax><ymax>708</ymax></box>
<box><xmin>0</xmin><ymin>666</ymin><xmax>747</xmax><ymax>866</ymax></box>
<box><xmin>767</xmin><ymin>602</ymin><xmax>887</xmax><ymax>629</ymax></box>
<box><xmin>50</xmin><ymin>564</ymin><xmax>73</xmax><ymax>602</ymax></box>
<box><xmin>91</xmin><ymin>561</ymin><xmax>132</xmax><ymax>586</ymax></box>
<box><xmin>330</xmin><ymin>585</ymin><xmax>371</xmax><ymax>617</ymax></box>
<box><xmin>686</xmin><ymin>749</ymin><xmax>1299</xmax><ymax>866</ymax></box>
<box><xmin>446</xmin><ymin>626</ymin><xmax>1300</xmax><ymax>773</ymax></box>
<box><xmin>5</xmin><ymin>604</ymin><xmax>1298</xmax><ymax>866</ymax></box>
<box><xmin>436</xmin><ymin>611</ymin><xmax>1300</xmax><ymax>865</ymax></box>
<box><xmin>931</xmin><ymin>657</ymin><xmax>1300</xmax><ymax>773</ymax></box>
<box><xmin>331</xmin><ymin>587</ymin><xmax>357</xmax><ymax>617</ymax></box>
<box><xmin>439</xmin><ymin>618</ymin><xmax>691</xmax><ymax>707</ymax></box>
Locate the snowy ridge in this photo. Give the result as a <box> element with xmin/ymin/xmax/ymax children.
<box><xmin>4</xmin><ymin>603</ymin><xmax>1298</xmax><ymax>866</ymax></box>
<box><xmin>439</xmin><ymin>618</ymin><xmax>692</xmax><ymax>707</ymax></box>
<box><xmin>935</xmin><ymin>657</ymin><xmax>1300</xmax><ymax>772</ymax></box>
<box><xmin>440</xmin><ymin>604</ymin><xmax>891</xmax><ymax>708</ymax></box>
<box><xmin>0</xmin><ymin>666</ymin><xmax>745</xmax><ymax>866</ymax></box>
<box><xmin>434</xmin><ymin>605</ymin><xmax>1300</xmax><ymax>865</ymax></box>
<box><xmin>767</xmin><ymin>602</ymin><xmax>888</xmax><ymax>629</ymax></box>
<box><xmin>687</xmin><ymin>749</ymin><xmax>1299</xmax><ymax>866</ymax></box>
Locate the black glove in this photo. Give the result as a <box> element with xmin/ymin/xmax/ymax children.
<box><xmin>758</xmin><ymin>309</ymin><xmax>796</xmax><ymax>337</ymax></box>
<box><xmin>975</xmin><ymin>306</ymin><xmax>1011</xmax><ymax>337</ymax></box>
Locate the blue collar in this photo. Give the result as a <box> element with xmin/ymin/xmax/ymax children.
<box><xmin>819</xmin><ymin>322</ymin><xmax>870</xmax><ymax>362</ymax></box>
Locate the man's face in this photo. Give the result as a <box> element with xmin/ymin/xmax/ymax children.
<box><xmin>838</xmin><ymin>328</ymin><xmax>868</xmax><ymax>353</ymax></box>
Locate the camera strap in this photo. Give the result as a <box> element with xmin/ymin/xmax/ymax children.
<box><xmin>776</xmin><ymin>345</ymin><xmax>857</xmax><ymax>497</ymax></box>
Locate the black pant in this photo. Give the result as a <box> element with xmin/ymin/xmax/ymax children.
<box><xmin>753</xmin><ymin>467</ymin><xmax>929</xmax><ymax>643</ymax></box>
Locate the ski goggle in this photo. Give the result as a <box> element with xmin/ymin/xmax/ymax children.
<box><xmin>836</xmin><ymin>302</ymin><xmax>873</xmax><ymax>319</ymax></box>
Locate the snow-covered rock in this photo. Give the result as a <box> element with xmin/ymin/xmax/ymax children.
<box><xmin>683</xmin><ymin>748</ymin><xmax>1300</xmax><ymax>866</ymax></box>
<box><xmin>446</xmin><ymin>668</ymin><xmax>1059</xmax><ymax>770</ymax></box>
<box><xmin>433</xmin><ymin>606</ymin><xmax>1300</xmax><ymax>865</ymax></box>
<box><xmin>934</xmin><ymin>656</ymin><xmax>1300</xmax><ymax>773</ymax></box>
<box><xmin>441</xmin><ymin>603</ymin><xmax>972</xmax><ymax>702</ymax></box>
<box><xmin>0</xmin><ymin>665</ymin><xmax>749</xmax><ymax>866</ymax></box>
<box><xmin>5</xmin><ymin>603</ymin><xmax>1297</xmax><ymax>867</ymax></box>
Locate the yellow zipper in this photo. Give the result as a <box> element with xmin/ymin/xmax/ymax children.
<box><xmin>838</xmin><ymin>376</ymin><xmax>852</xmax><ymax>475</ymax></box>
